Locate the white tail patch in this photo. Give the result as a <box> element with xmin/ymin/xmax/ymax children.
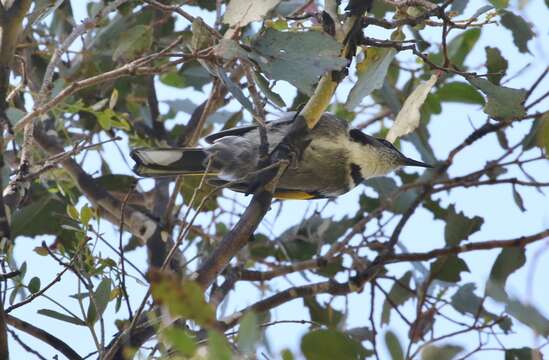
<box><xmin>136</xmin><ymin>150</ymin><xmax>183</xmax><ymax>166</ymax></box>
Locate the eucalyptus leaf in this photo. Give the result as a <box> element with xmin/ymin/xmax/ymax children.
<box><xmin>385</xmin><ymin>331</ymin><xmax>404</xmax><ymax>360</ymax></box>
<box><xmin>468</xmin><ymin>77</ymin><xmax>527</xmax><ymax>120</ymax></box>
<box><xmin>500</xmin><ymin>11</ymin><xmax>534</xmax><ymax>53</ymax></box>
<box><xmin>437</xmin><ymin>82</ymin><xmax>485</xmax><ymax>105</ymax></box>
<box><xmin>112</xmin><ymin>25</ymin><xmax>153</xmax><ymax>61</ymax></box>
<box><xmin>238</xmin><ymin>312</ymin><xmax>260</xmax><ymax>354</ymax></box>
<box><xmin>381</xmin><ymin>272</ymin><xmax>413</xmax><ymax>325</ymax></box>
<box><xmin>87</xmin><ymin>278</ymin><xmax>112</xmax><ymax>324</ymax></box>
<box><xmin>485</xmin><ymin>47</ymin><xmax>508</xmax><ymax>85</ymax></box>
<box><xmin>38</xmin><ymin>309</ymin><xmax>86</xmax><ymax>326</ymax></box>
<box><xmin>444</xmin><ymin>205</ymin><xmax>483</xmax><ymax>246</ymax></box>
<box><xmin>250</xmin><ymin>29</ymin><xmax>347</xmax><ymax>95</ymax></box>
<box><xmin>421</xmin><ymin>344</ymin><xmax>463</xmax><ymax>360</ymax></box>
<box><xmin>346</xmin><ymin>46</ymin><xmax>397</xmax><ymax>110</ymax></box>
<box><xmin>430</xmin><ymin>255</ymin><xmax>469</xmax><ymax>283</ymax></box>
<box><xmin>208</xmin><ymin>331</ymin><xmax>232</xmax><ymax>360</ymax></box>
<box><xmin>301</xmin><ymin>329</ymin><xmax>371</xmax><ymax>360</ymax></box>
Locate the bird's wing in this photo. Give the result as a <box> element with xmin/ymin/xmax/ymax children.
<box><xmin>204</xmin><ymin>117</ymin><xmax>295</xmax><ymax>144</ymax></box>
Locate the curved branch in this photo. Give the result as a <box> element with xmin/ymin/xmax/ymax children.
<box><xmin>6</xmin><ymin>315</ymin><xmax>83</xmax><ymax>360</ymax></box>
<box><xmin>389</xmin><ymin>229</ymin><xmax>549</xmax><ymax>263</ymax></box>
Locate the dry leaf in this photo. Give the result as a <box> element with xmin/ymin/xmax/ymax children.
<box><xmin>223</xmin><ymin>0</ymin><xmax>281</xmax><ymax>28</ymax></box>
<box><xmin>386</xmin><ymin>74</ymin><xmax>438</xmax><ymax>143</ymax></box>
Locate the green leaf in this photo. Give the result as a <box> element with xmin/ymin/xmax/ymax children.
<box><xmin>276</xmin><ymin>214</ymin><xmax>353</xmax><ymax>261</ymax></box>
<box><xmin>191</xmin><ymin>18</ymin><xmax>215</xmax><ymax>52</ymax></box>
<box><xmin>537</xmin><ymin>114</ymin><xmax>549</xmax><ymax>156</ymax></box>
<box><xmin>485</xmin><ymin>47</ymin><xmax>508</xmax><ymax>85</ymax></box>
<box><xmin>162</xmin><ymin>327</ymin><xmax>197</xmax><ymax>357</ymax></box>
<box><xmin>450</xmin><ymin>0</ymin><xmax>468</xmax><ymax>14</ymax></box>
<box><xmin>11</xmin><ymin>187</ymin><xmax>70</xmax><ymax>238</ymax></box>
<box><xmin>87</xmin><ymin>278</ymin><xmax>112</xmax><ymax>324</ymax></box>
<box><xmin>208</xmin><ymin>331</ymin><xmax>232</xmax><ymax>360</ymax></box>
<box><xmin>281</xmin><ymin>349</ymin><xmax>295</xmax><ymax>360</ymax></box>
<box><xmin>250</xmin><ymin>29</ymin><xmax>348</xmax><ymax>95</ymax></box>
<box><xmin>468</xmin><ymin>77</ymin><xmax>527</xmax><ymax>120</ymax></box>
<box><xmin>365</xmin><ymin>177</ymin><xmax>419</xmax><ymax>214</ymax></box>
<box><xmin>346</xmin><ymin>46</ymin><xmax>397</xmax><ymax>110</ymax></box>
<box><xmin>486</xmin><ymin>247</ymin><xmax>525</xmax><ymax>300</ymax></box>
<box><xmin>66</xmin><ymin>204</ymin><xmax>79</xmax><ymax>221</ymax></box>
<box><xmin>160</xmin><ymin>71</ymin><xmax>186</xmax><ymax>88</ymax></box>
<box><xmin>301</xmin><ymin>329</ymin><xmax>371</xmax><ymax>360</ymax></box>
<box><xmin>28</xmin><ymin>277</ymin><xmax>41</xmax><ymax>294</ymax></box>
<box><xmin>151</xmin><ymin>273</ymin><xmax>215</xmax><ymax>327</ymax></box>
<box><xmin>436</xmin><ymin>82</ymin><xmax>485</xmax><ymax>105</ymax></box>
<box><xmin>488</xmin><ymin>0</ymin><xmax>508</xmax><ymax>8</ymax></box>
<box><xmin>500</xmin><ymin>11</ymin><xmax>534</xmax><ymax>53</ymax></box>
<box><xmin>175</xmin><ymin>61</ymin><xmax>211</xmax><ymax>91</ymax></box>
<box><xmin>421</xmin><ymin>344</ymin><xmax>463</xmax><ymax>360</ymax></box>
<box><xmin>113</xmin><ymin>25</ymin><xmax>153</xmax><ymax>61</ymax></box>
<box><xmin>385</xmin><ymin>331</ymin><xmax>404</xmax><ymax>360</ymax></box>
<box><xmin>6</xmin><ymin>107</ymin><xmax>25</xmax><ymax>125</ymax></box>
<box><xmin>444</xmin><ymin>205</ymin><xmax>483</xmax><ymax>246</ymax></box>
<box><xmin>80</xmin><ymin>204</ymin><xmax>94</xmax><ymax>226</ymax></box>
<box><xmin>505</xmin><ymin>347</ymin><xmax>542</xmax><ymax>360</ymax></box>
<box><xmin>238</xmin><ymin>312</ymin><xmax>260</xmax><ymax>354</ymax></box>
<box><xmin>430</xmin><ymin>255</ymin><xmax>469</xmax><ymax>282</ymax></box>
<box><xmin>217</xmin><ymin>70</ymin><xmax>256</xmax><ymax>114</ymax></box>
<box><xmin>471</xmin><ymin>5</ymin><xmax>494</xmax><ymax>19</ymax></box>
<box><xmin>179</xmin><ymin>175</ymin><xmax>218</xmax><ymax>212</ymax></box>
<box><xmin>451</xmin><ymin>283</ymin><xmax>483</xmax><ymax>315</ymax></box>
<box><xmin>381</xmin><ymin>272</ymin><xmax>413</xmax><ymax>325</ymax></box>
<box><xmin>512</xmin><ymin>186</ymin><xmax>526</xmax><ymax>212</ymax></box>
<box><xmin>253</xmin><ymin>71</ymin><xmax>286</xmax><ymax>107</ymax></box>
<box><xmin>304</xmin><ymin>297</ymin><xmax>344</xmax><ymax>329</ymax></box>
<box><xmin>505</xmin><ymin>299</ymin><xmax>549</xmax><ymax>336</ymax></box>
<box><xmin>38</xmin><ymin>309</ymin><xmax>86</xmax><ymax>326</ymax></box>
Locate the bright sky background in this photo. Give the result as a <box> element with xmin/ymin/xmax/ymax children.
<box><xmin>6</xmin><ymin>0</ymin><xmax>549</xmax><ymax>359</ymax></box>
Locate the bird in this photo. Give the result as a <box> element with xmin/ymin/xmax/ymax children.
<box><xmin>130</xmin><ymin>113</ymin><xmax>431</xmax><ymax>200</ymax></box>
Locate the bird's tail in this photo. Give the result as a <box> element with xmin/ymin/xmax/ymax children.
<box><xmin>130</xmin><ymin>148</ymin><xmax>218</xmax><ymax>177</ymax></box>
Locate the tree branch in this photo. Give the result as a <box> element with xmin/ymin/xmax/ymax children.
<box><xmin>388</xmin><ymin>229</ymin><xmax>549</xmax><ymax>263</ymax></box>
<box><xmin>5</xmin><ymin>315</ymin><xmax>83</xmax><ymax>360</ymax></box>
<box><xmin>32</xmin><ymin>126</ymin><xmax>160</xmax><ymax>243</ymax></box>
<box><xmin>194</xmin><ymin>188</ymin><xmax>276</xmax><ymax>288</ymax></box>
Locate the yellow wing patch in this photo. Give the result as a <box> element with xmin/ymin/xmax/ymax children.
<box><xmin>273</xmin><ymin>190</ymin><xmax>322</xmax><ymax>200</ymax></box>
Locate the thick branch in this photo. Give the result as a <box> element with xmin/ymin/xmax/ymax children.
<box><xmin>194</xmin><ymin>189</ymin><xmax>275</xmax><ymax>288</ymax></box>
<box><xmin>6</xmin><ymin>315</ymin><xmax>83</xmax><ymax>360</ymax></box>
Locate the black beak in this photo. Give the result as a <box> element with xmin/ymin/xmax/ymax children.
<box><xmin>402</xmin><ymin>157</ymin><xmax>433</xmax><ymax>168</ymax></box>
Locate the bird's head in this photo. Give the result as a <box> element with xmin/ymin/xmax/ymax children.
<box><xmin>373</xmin><ymin>137</ymin><xmax>432</xmax><ymax>170</ymax></box>
<box><xmin>348</xmin><ymin>129</ymin><xmax>432</xmax><ymax>179</ymax></box>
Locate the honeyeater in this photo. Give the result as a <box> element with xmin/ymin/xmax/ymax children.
<box><xmin>130</xmin><ymin>113</ymin><xmax>431</xmax><ymax>200</ymax></box>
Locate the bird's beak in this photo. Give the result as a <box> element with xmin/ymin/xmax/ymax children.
<box><xmin>402</xmin><ymin>157</ymin><xmax>433</xmax><ymax>168</ymax></box>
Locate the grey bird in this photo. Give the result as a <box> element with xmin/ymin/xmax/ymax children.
<box><xmin>130</xmin><ymin>113</ymin><xmax>431</xmax><ymax>199</ymax></box>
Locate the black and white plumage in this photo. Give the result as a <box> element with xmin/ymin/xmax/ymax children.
<box><xmin>131</xmin><ymin>113</ymin><xmax>431</xmax><ymax>199</ymax></box>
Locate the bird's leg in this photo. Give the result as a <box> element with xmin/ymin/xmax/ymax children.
<box><xmin>271</xmin><ymin>115</ymin><xmax>312</xmax><ymax>169</ymax></box>
<box><xmin>245</xmin><ymin>115</ymin><xmax>311</xmax><ymax>195</ymax></box>
<box><xmin>243</xmin><ymin>160</ymin><xmax>289</xmax><ymax>195</ymax></box>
